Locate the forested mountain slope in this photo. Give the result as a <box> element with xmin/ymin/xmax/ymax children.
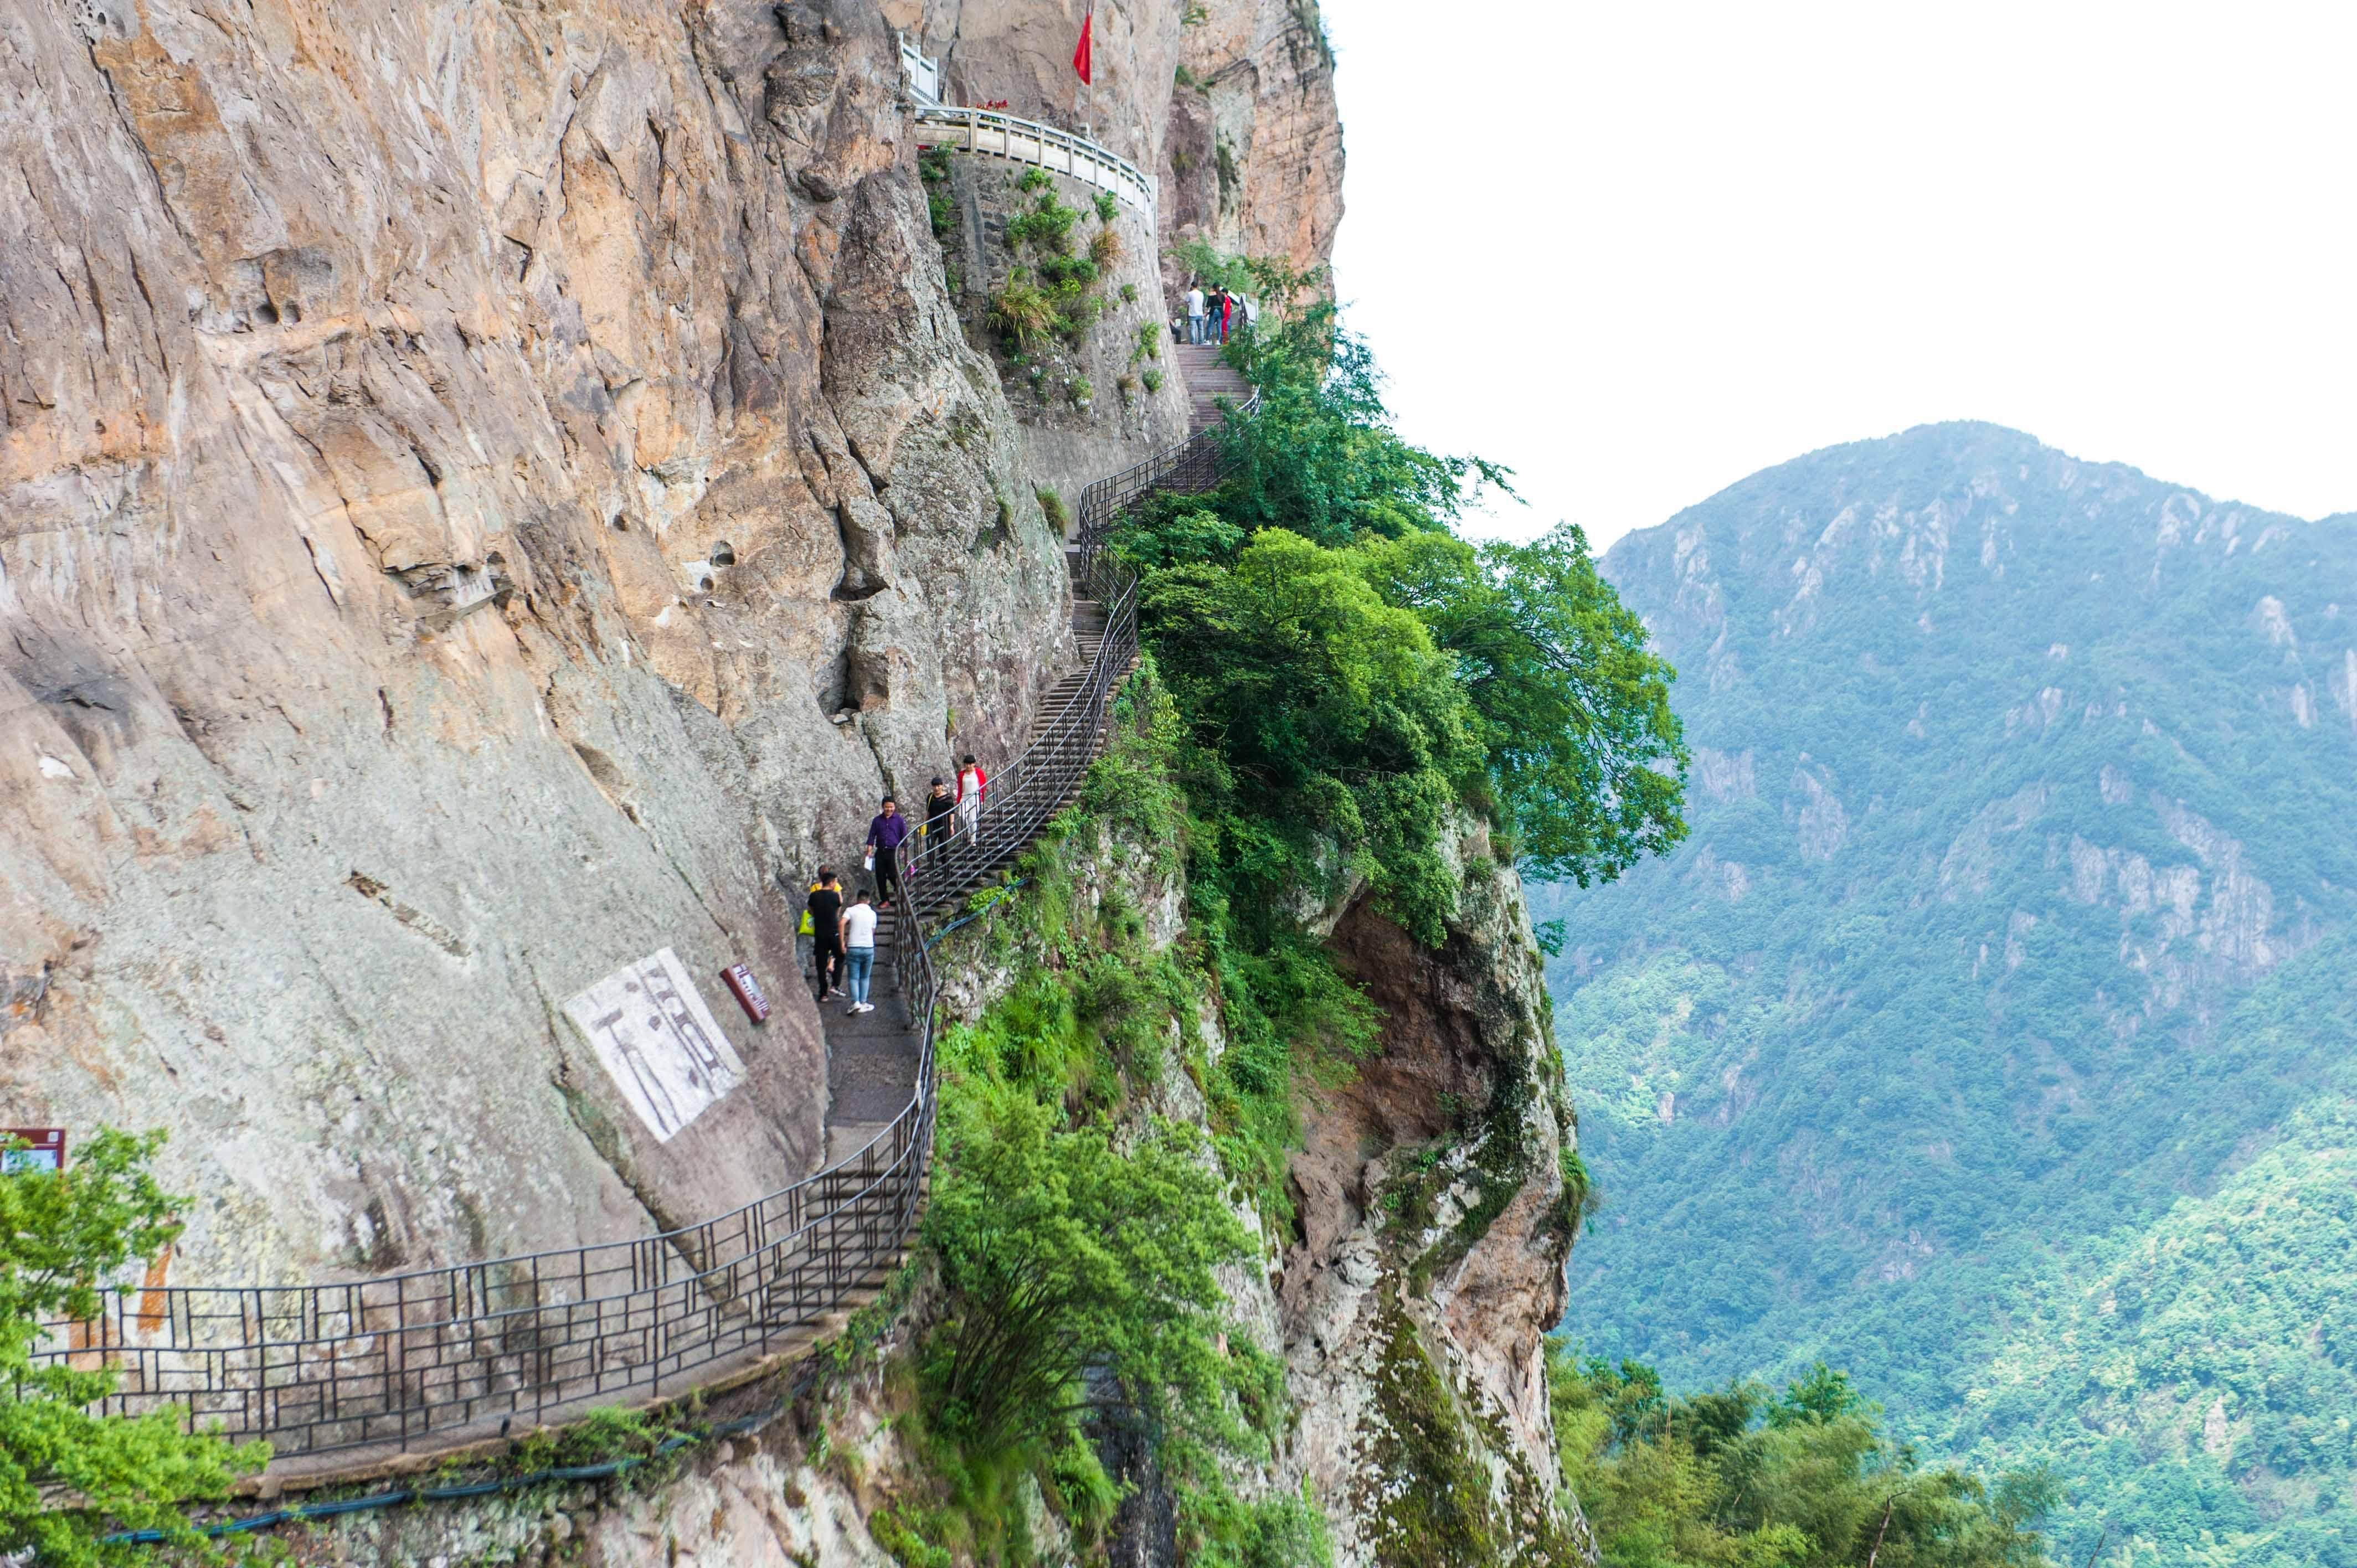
<box><xmin>1536</xmin><ymin>422</ymin><xmax>2357</xmax><ymax>1565</ymax></box>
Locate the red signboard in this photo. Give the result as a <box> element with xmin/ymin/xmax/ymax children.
<box><xmin>721</xmin><ymin>964</ymin><xmax>771</xmax><ymax>1024</ymax></box>
<box><xmin>2</xmin><ymin>1128</ymin><xmax>66</xmax><ymax>1173</ymax></box>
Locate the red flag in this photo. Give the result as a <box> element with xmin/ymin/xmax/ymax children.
<box><xmin>1073</xmin><ymin>12</ymin><xmax>1093</xmax><ymax>85</ymax></box>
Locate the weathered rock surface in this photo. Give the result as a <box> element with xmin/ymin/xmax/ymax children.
<box><xmin>0</xmin><ymin>0</ymin><xmax>1071</xmax><ymax>1283</ymax></box>
<box><xmin>903</xmin><ymin>0</ymin><xmax>1186</xmax><ymax>178</ymax></box>
<box><xmin>929</xmin><ymin>158</ymin><xmax>1193</xmax><ymax>512</ymax></box>
<box><xmin>0</xmin><ymin>2</ymin><xmax>1573</xmax><ymax>1563</ymax></box>
<box><xmin>1159</xmin><ymin>0</ymin><xmax>1345</xmax><ymax>288</ymax></box>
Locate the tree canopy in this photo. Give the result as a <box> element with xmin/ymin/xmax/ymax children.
<box><xmin>0</xmin><ymin>1129</ymin><xmax>264</xmax><ymax>1565</ymax></box>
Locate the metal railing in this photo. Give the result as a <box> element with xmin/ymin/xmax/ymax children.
<box><xmin>912</xmin><ymin>106</ymin><xmax>1155</xmax><ymax>218</ymax></box>
<box><xmin>33</xmin><ymin>393</ymin><xmax>1254</xmax><ymax>1468</ymax></box>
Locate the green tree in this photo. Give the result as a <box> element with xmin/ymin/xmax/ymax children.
<box><xmin>1214</xmin><ymin>297</ymin><xmax>1511</xmax><ymax>546</ymax></box>
<box><xmin>921</xmin><ymin>1088</ymin><xmax>1278</xmax><ymax>1462</ymax></box>
<box><xmin>1144</xmin><ymin>528</ymin><xmax>1485</xmax><ymax>943</ymax></box>
<box><xmin>1356</xmin><ymin>525</ymin><xmax>1689</xmax><ymax>886</ymax></box>
<box><xmin>1549</xmin><ymin>1343</ymin><xmax>2055</xmax><ymax>1568</ymax></box>
<box><xmin>0</xmin><ymin>1128</ymin><xmax>265</xmax><ymax>1565</ymax></box>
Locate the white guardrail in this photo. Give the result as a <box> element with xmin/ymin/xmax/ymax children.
<box><xmin>912</xmin><ymin>106</ymin><xmax>1157</xmax><ymax>220</ymax></box>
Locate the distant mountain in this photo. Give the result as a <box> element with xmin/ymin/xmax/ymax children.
<box><xmin>1537</xmin><ymin>422</ymin><xmax>2357</xmax><ymax>1566</ymax></box>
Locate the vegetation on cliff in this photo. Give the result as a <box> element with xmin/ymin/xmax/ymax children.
<box><xmin>878</xmin><ymin>286</ymin><xmax>1691</xmax><ymax>1568</ymax></box>
<box><xmin>1125</xmin><ymin>287</ymin><xmax>1688</xmax><ymax>945</ymax></box>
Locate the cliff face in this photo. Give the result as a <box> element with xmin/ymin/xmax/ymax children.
<box><xmin>1280</xmin><ymin>820</ymin><xmax>1593</xmax><ymax>1568</ymax></box>
<box><xmin>3</xmin><ymin>1</ymin><xmax>1588</xmax><ymax>1559</ymax></box>
<box><xmin>1</xmin><ymin>0</ymin><xmax>1069</xmax><ymax>1281</ymax></box>
<box><xmin>1159</xmin><ymin>0</ymin><xmax>1344</xmax><ymax>286</ymax></box>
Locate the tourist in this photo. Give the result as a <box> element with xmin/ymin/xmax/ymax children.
<box><xmin>1210</xmin><ymin>286</ymin><xmax>1229</xmax><ymax>343</ymax></box>
<box><xmin>956</xmin><ymin>753</ymin><xmax>988</xmax><ymax>838</ymax></box>
<box><xmin>806</xmin><ymin>866</ymin><xmax>845</xmax><ymax>1000</ymax></box>
<box><xmin>866</xmin><ymin>796</ymin><xmax>909</xmax><ymax>910</ymax></box>
<box><xmin>1185</xmin><ymin>282</ymin><xmax>1206</xmax><ymax>345</ymax></box>
<box><xmin>1219</xmin><ymin>287</ymin><xmax>1234</xmax><ymax>343</ymax></box>
<box><xmin>842</xmin><ymin>890</ymin><xmax>879</xmax><ymax>1014</ymax></box>
<box><xmin>924</xmin><ymin>775</ymin><xmax>956</xmax><ymax>845</ymax></box>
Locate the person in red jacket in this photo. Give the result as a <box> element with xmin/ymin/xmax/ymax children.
<box><xmin>955</xmin><ymin>754</ymin><xmax>987</xmax><ymax>839</ymax></box>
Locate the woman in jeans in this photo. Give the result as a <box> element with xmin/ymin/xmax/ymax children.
<box><xmin>841</xmin><ymin>889</ymin><xmax>879</xmax><ymax>1014</ymax></box>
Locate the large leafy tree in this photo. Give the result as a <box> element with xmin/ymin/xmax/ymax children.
<box><xmin>1215</xmin><ymin>290</ymin><xmax>1511</xmax><ymax>545</ymax></box>
<box><xmin>1356</xmin><ymin>525</ymin><xmax>1689</xmax><ymax>887</ymax></box>
<box><xmin>0</xmin><ymin>1129</ymin><xmax>265</xmax><ymax>1565</ymax></box>
<box><xmin>1143</xmin><ymin>528</ymin><xmax>1484</xmax><ymax>943</ymax></box>
<box><xmin>922</xmin><ymin>1088</ymin><xmax>1276</xmax><ymax>1461</ymax></box>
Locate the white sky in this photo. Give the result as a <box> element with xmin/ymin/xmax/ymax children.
<box><xmin>1321</xmin><ymin>1</ymin><xmax>2357</xmax><ymax>550</ymax></box>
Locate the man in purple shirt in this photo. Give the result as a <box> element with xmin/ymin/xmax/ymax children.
<box><xmin>866</xmin><ymin>796</ymin><xmax>910</xmax><ymax>910</ymax></box>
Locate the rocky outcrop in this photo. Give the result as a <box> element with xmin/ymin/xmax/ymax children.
<box><xmin>1281</xmin><ymin>821</ymin><xmax>1592</xmax><ymax>1568</ymax></box>
<box><xmin>1159</xmin><ymin>0</ymin><xmax>1345</xmax><ymax>288</ymax></box>
<box><xmin>905</xmin><ymin>0</ymin><xmax>1186</xmax><ymax>176</ymax></box>
<box><xmin>0</xmin><ymin>0</ymin><xmax>1070</xmax><ymax>1283</ymax></box>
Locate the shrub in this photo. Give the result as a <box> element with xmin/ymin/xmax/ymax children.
<box><xmin>1093</xmin><ymin>191</ymin><xmax>1119</xmax><ymax>224</ymax></box>
<box><xmin>1141</xmin><ymin>367</ymin><xmax>1165</xmax><ymax>394</ymax></box>
<box><xmin>919</xmin><ymin>147</ymin><xmax>956</xmax><ymax>240</ymax></box>
<box><xmin>1053</xmin><ymin>287</ymin><xmax>1104</xmax><ymax>338</ymax></box>
<box><xmin>1017</xmin><ymin>167</ymin><xmax>1051</xmax><ymax>193</ymax></box>
<box><xmin>1035</xmin><ymin>488</ymin><xmax>1072</xmax><ymax>534</ymax></box>
<box><xmin>988</xmin><ymin>275</ymin><xmax>1057</xmax><ymax>347</ymax></box>
<box><xmin>1131</xmin><ymin>319</ymin><xmax>1163</xmax><ymax>364</ymax></box>
<box><xmin>1066</xmin><ymin>377</ymin><xmax>1094</xmax><ymax>408</ymax></box>
<box><xmin>1089</xmin><ymin>227</ymin><xmax>1123</xmax><ymax>269</ymax></box>
<box><xmin>1035</xmin><ymin>254</ymin><xmax>1099</xmax><ymax>288</ymax></box>
<box><xmin>1121</xmin><ymin>282</ymin><xmax>1139</xmax><ymax>304</ymax></box>
<box><xmin>1005</xmin><ymin>191</ymin><xmax>1080</xmax><ymax>255</ymax></box>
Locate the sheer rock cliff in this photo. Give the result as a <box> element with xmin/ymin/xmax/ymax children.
<box><xmin>1</xmin><ymin>0</ymin><xmax>1068</xmax><ymax>1282</ymax></box>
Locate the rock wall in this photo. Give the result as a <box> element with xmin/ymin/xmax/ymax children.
<box><xmin>1159</xmin><ymin>0</ymin><xmax>1344</xmax><ymax>293</ymax></box>
<box><xmin>903</xmin><ymin>0</ymin><xmax>1185</xmax><ymax>176</ymax></box>
<box><xmin>0</xmin><ymin>0</ymin><xmax>1072</xmax><ymax>1283</ymax></box>
<box><xmin>929</xmin><ymin>158</ymin><xmax>1192</xmax><ymax>512</ymax></box>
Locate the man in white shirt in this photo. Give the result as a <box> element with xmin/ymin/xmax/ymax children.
<box><xmin>841</xmin><ymin>890</ymin><xmax>881</xmax><ymax>1014</ymax></box>
<box><xmin>1184</xmin><ymin>284</ymin><xmax>1206</xmax><ymax>345</ymax></box>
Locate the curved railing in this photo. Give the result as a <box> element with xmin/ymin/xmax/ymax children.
<box><xmin>35</xmin><ymin>393</ymin><xmax>1254</xmax><ymax>1469</ymax></box>
<box><xmin>912</xmin><ymin>106</ymin><xmax>1155</xmax><ymax>218</ymax></box>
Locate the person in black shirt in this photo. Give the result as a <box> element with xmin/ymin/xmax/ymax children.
<box><xmin>924</xmin><ymin>776</ymin><xmax>956</xmax><ymax>847</ymax></box>
<box><xmin>806</xmin><ymin>866</ymin><xmax>845</xmax><ymax>1000</ymax></box>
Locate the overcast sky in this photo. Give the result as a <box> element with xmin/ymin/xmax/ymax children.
<box><xmin>1321</xmin><ymin>1</ymin><xmax>2357</xmax><ymax>551</ymax></box>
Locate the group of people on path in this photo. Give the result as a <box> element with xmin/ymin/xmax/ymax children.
<box><xmin>1183</xmin><ymin>281</ymin><xmax>1251</xmax><ymax>345</ymax></box>
<box><xmin>802</xmin><ymin>754</ymin><xmax>990</xmax><ymax>1013</ymax></box>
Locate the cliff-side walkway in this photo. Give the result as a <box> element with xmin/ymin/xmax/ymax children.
<box><xmin>45</xmin><ymin>327</ymin><xmax>1251</xmax><ymax>1484</ymax></box>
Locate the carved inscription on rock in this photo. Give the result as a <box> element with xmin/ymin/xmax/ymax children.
<box><xmin>563</xmin><ymin>950</ymin><xmax>746</xmax><ymax>1142</ymax></box>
